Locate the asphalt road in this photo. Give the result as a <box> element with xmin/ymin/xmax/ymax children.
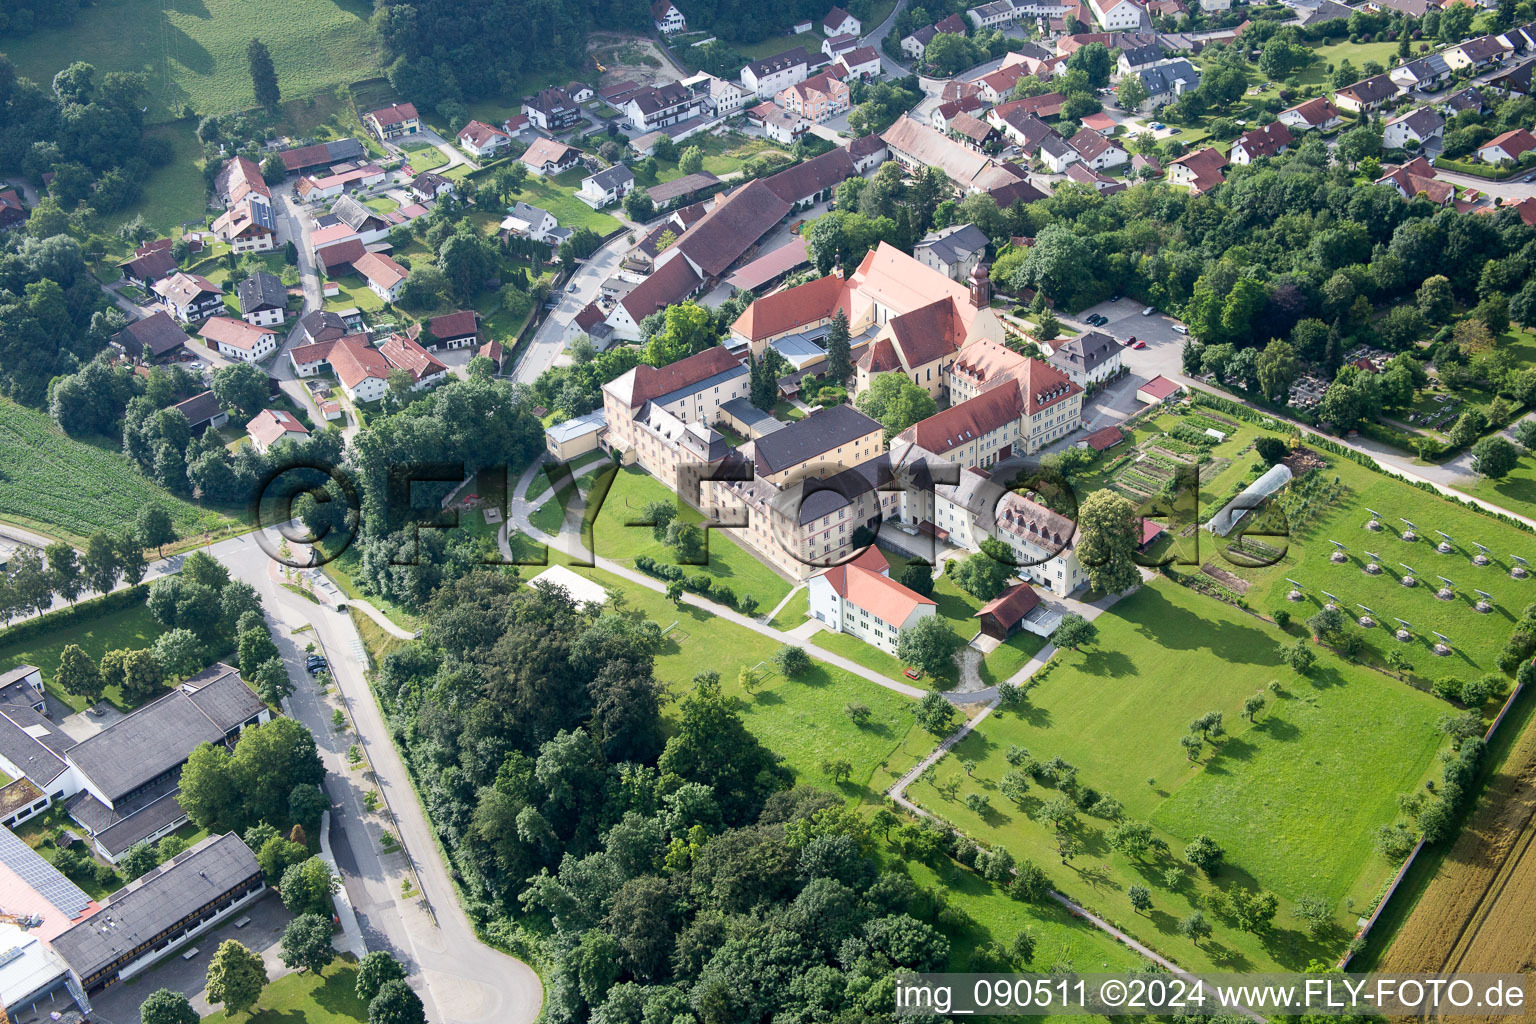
<box><xmin>512</xmin><ymin>227</ymin><xmax>630</xmax><ymax>382</ymax></box>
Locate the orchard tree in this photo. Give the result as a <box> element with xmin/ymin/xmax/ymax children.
<box><xmin>914</xmin><ymin>691</ymin><xmax>958</xmax><ymax>735</ymax></box>
<box><xmin>1178</xmin><ymin>911</ymin><xmax>1212</xmax><ymax>946</ymax></box>
<box><xmin>1128</xmin><ymin>885</ymin><xmax>1152</xmax><ymax>914</ymax></box>
<box><xmin>1184</xmin><ymin>834</ymin><xmax>1224</xmax><ymax>875</ymax></box>
<box><xmin>1052</xmin><ymin>613</ymin><xmax>1098</xmax><ymax>651</ymax></box>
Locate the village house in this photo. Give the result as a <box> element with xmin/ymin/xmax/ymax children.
<box><xmin>520</xmin><ymin>138</ymin><xmax>583</xmax><ymax>176</ymax></box>
<box><xmin>0</xmin><ymin>189</ymin><xmax>28</xmax><ymax>231</ymax></box>
<box><xmin>322</xmin><ymin>334</ymin><xmax>392</xmax><ymax>402</ymax></box>
<box><xmin>1383</xmin><ymin>107</ymin><xmax>1446</xmax><ymax>149</ymax></box>
<box><xmin>1131</xmin><ymin>59</ymin><xmax>1200</xmax><ymax>111</ymax></box>
<box><xmin>970</xmin><ymin>0</ymin><xmax>1019</xmax><ymax>31</ymax></box>
<box><xmin>1047</xmin><ymin>329</ymin><xmax>1121</xmax><ymax>387</ymax></box>
<box><xmin>410</xmin><ymin>309</ymin><xmax>481</xmax><ymax>349</ymax></box>
<box><xmin>353</xmin><ymin>251</ymin><xmax>410</xmax><ymax>303</ymax></box>
<box><xmin>211</xmin><ymin>157</ymin><xmax>276</xmax><ymax>253</ymax></box>
<box><xmin>1390</xmin><ymin>53</ymin><xmax>1453</xmax><ymax>91</ymax></box>
<box><xmin>1168</xmin><ymin>146</ymin><xmax>1228</xmax><ymax>193</ymax></box>
<box><xmin>172</xmin><ymin>391</ymin><xmax>229</xmax><ymax>434</ymax></box>
<box><xmin>823</xmin><ymin>5</ymin><xmax>862</xmax><ymax>36</ymax></box>
<box><xmin>1069</xmin><ymin>127</ymin><xmax>1128</xmax><ymax>169</ymax></box>
<box><xmin>1087</xmin><ymin>0</ymin><xmax>1143</xmax><ymax>31</ymax></box>
<box><xmin>295</xmin><ymin>162</ymin><xmax>386</xmax><ymax>202</ymax></box>
<box><xmin>1117</xmin><ymin>41</ymin><xmax>1167</xmax><ymax>75</ymax></box>
<box><xmin>379</xmin><ymin>332</ymin><xmax>450</xmax><ymax>390</ymax></box>
<box><xmin>901</xmin><ymin>14</ymin><xmax>969</xmax><ymax>59</ymax></box>
<box><xmin>246</xmin><ymin>409</ymin><xmax>309</xmax><ymax>453</ymax></box>
<box><xmin>279</xmin><ymin>138</ymin><xmax>367</xmax><ymax>175</ymax></box>
<box><xmin>824</xmin><ymin>33</ymin><xmax>860</xmax><ymax>58</ymax></box>
<box><xmin>776</xmin><ymin>70</ymin><xmax>851</xmax><ymax>123</ymax></box>
<box><xmin>112</xmin><ymin>312</ymin><xmax>188</xmax><ymax>364</ymax></box>
<box><xmin>807</xmin><ymin>546</ymin><xmax>935</xmax><ymax>655</ymax></box>
<box><xmin>1278</xmin><ymin>96</ymin><xmax>1342</xmax><ymax>132</ymax></box>
<box><xmin>501</xmin><ymin>201</ymin><xmax>564</xmax><ymax>243</ymax></box>
<box><xmin>1334</xmin><ymin>74</ymin><xmax>1401</xmax><ymax>114</ymax></box>
<box><xmin>410</xmin><ymin>171</ymin><xmax>456</xmax><ymax>203</ymax></box>
<box><xmin>236</xmin><ymin>270</ymin><xmax>287</xmax><ymax>328</ymax></box>
<box><xmin>742</xmin><ymin>47</ymin><xmax>820</xmax><ymax>97</ymax></box>
<box><xmin>1479</xmin><ymin>127</ymin><xmax>1536</xmax><ymax>164</ymax></box>
<box><xmin>328</xmin><ymin>194</ymin><xmax>391</xmax><ymax>243</ymax></box>
<box><xmin>116</xmin><ymin>246</ymin><xmax>178</xmax><ymax>288</ymax></box>
<box><xmin>523</xmin><ymin>87</ymin><xmax>581</xmax><ymax>131</ymax></box>
<box><xmin>1376</xmin><ymin>156</ymin><xmax>1454</xmax><ymax>206</ymax></box>
<box><xmin>364</xmin><ymin>102</ymin><xmax>421</xmax><ymax>139</ymax></box>
<box><xmin>948</xmin><ymin>111</ymin><xmax>1001</xmax><ymax>151</ymax></box>
<box><xmin>836</xmin><ymin>45</ymin><xmax>883</xmax><ymax>80</ymax></box>
<box><xmin>457</xmin><ymin>120</ymin><xmax>512</xmax><ymax>158</ymax></box>
<box><xmin>199</xmin><ymin>317</ymin><xmax>278</xmax><ymax>362</ymax></box>
<box><xmin>625</xmin><ymin>82</ymin><xmax>704</xmax><ymax>131</ymax></box>
<box><xmin>1229</xmin><ymin>122</ymin><xmax>1294</xmax><ymax>164</ymax></box>
<box><xmin>153</xmin><ymin>273</ymin><xmax>224</xmax><ymax>323</ymax></box>
<box><xmin>652</xmin><ymin>0</ymin><xmax>688</xmax><ymax>33</ymax></box>
<box><xmin>578</xmin><ymin>164</ymin><xmax>637</xmax><ymax>209</ymax></box>
<box><xmin>1445</xmin><ymin>35</ymin><xmax>1511</xmax><ymax>72</ymax></box>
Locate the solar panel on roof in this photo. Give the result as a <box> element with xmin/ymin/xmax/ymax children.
<box><xmin>0</xmin><ymin>826</ymin><xmax>91</xmax><ymax>918</ymax></box>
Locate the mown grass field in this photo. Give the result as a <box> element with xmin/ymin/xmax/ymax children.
<box><xmin>204</xmin><ymin>958</ymin><xmax>367</xmax><ymax>1024</ymax></box>
<box><xmin>0</xmin><ymin>601</ymin><xmax>169</xmax><ymax>712</ymax></box>
<box><xmin>3</xmin><ymin>0</ymin><xmax>383</xmax><ymax>123</ymax></box>
<box><xmin>0</xmin><ymin>400</ymin><xmax>244</xmax><ymax>545</ymax></box>
<box><xmin>922</xmin><ymin>578</ymin><xmax>1448</xmax><ymax>972</ymax></box>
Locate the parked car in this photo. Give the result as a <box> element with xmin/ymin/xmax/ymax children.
<box><xmin>1149</xmin><ymin>122</ymin><xmax>1166</xmax><ymax>130</ymax></box>
<box><xmin>1126</xmin><ymin>335</ymin><xmax>1137</xmax><ymax>345</ymax></box>
<box><xmin>1169</xmin><ymin>127</ymin><xmax>1182</xmax><ymax>135</ymax></box>
<box><xmin>1142</xmin><ymin>306</ymin><xmax>1156</xmax><ymax>315</ymax></box>
<box><xmin>306</xmin><ymin>656</ymin><xmax>327</xmax><ymax>675</ymax></box>
<box><xmin>1110</xmin><ymin>294</ymin><xmax>1120</xmax><ymax>302</ymax></box>
<box><xmin>1133</xmin><ymin>340</ymin><xmax>1146</xmax><ymax>349</ymax></box>
<box><xmin>1172</xmin><ymin>324</ymin><xmax>1188</xmax><ymax>335</ymax></box>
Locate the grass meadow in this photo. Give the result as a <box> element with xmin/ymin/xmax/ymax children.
<box><xmin>0</xmin><ymin>600</ymin><xmax>169</xmax><ymax>712</ymax></box>
<box><xmin>4</xmin><ymin>0</ymin><xmax>382</xmax><ymax>123</ymax></box>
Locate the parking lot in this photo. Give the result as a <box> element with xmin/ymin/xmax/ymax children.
<box><xmin>1040</xmin><ymin>298</ymin><xmax>1192</xmax><ymax>440</ymax></box>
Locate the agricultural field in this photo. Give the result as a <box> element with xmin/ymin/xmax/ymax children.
<box><xmin>1373</xmin><ymin>691</ymin><xmax>1536</xmax><ymax>984</ymax></box>
<box><xmin>918</xmin><ymin>578</ymin><xmax>1449</xmax><ymax>972</ymax></box>
<box><xmin>3</xmin><ymin>0</ymin><xmax>384</xmax><ymax>123</ymax></box>
<box><xmin>0</xmin><ymin>400</ymin><xmax>244</xmax><ymax>546</ymax></box>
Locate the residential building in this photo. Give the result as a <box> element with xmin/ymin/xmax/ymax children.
<box><xmin>235</xmin><ymin>270</ymin><xmax>287</xmax><ymax>328</ymax></box>
<box><xmin>1229</xmin><ymin>122</ymin><xmax>1294</xmax><ymax>164</ymax></box>
<box><xmin>1383</xmin><ymin>107</ymin><xmax>1446</xmax><ymax>149</ymax></box>
<box><xmin>246</xmin><ymin>408</ymin><xmax>309</xmax><ymax>452</ymax></box>
<box><xmin>316</xmin><ymin>238</ymin><xmax>367</xmax><ymax>277</ymax></box>
<box><xmin>410</xmin><ymin>171</ymin><xmax>455</xmax><ymax>203</ymax></box>
<box><xmin>881</xmin><ymin>115</ymin><xmax>1022</xmax><ymax>191</ymax></box>
<box><xmin>329</xmin><ymin>194</ymin><xmax>391</xmax><ymax>243</ymax></box>
<box><xmin>153</xmin><ymin>273</ymin><xmax>223</xmax><ymax>323</ymax></box>
<box><xmin>901</xmin><ymin>15</ymin><xmax>969</xmax><ymax>58</ymax></box>
<box><xmin>365</xmin><ymin>103</ymin><xmax>421</xmax><ymax>139</ymax></box>
<box><xmin>1479</xmin><ymin>127</ymin><xmax>1536</xmax><ymax>163</ymax></box>
<box><xmin>1047</xmin><ymin>329</ymin><xmax>1121</xmax><ymax>387</ymax></box>
<box><xmin>523</xmin><ymin>88</ymin><xmax>581</xmax><ymax>130</ymax></box>
<box><xmin>112</xmin><ymin>312</ymin><xmax>188</xmax><ymax>363</ymax></box>
<box><xmin>777</xmin><ymin>70</ymin><xmax>851</xmax><ymax>123</ymax></box>
<box><xmin>1390</xmin><ymin>53</ymin><xmax>1453</xmax><ymax>91</ymax></box>
<box><xmin>326</xmin><ymin>334</ymin><xmax>392</xmax><ymax>402</ymax></box>
<box><xmin>1037</xmin><ymin>132</ymin><xmax>1080</xmax><ymax>173</ymax></box>
<box><xmin>1376</xmin><ymin>156</ymin><xmax>1454</xmax><ymax>205</ymax></box>
<box><xmin>915</xmin><ymin>223</ymin><xmax>989</xmax><ymax>280</ymax></box>
<box><xmin>653</xmin><ymin>0</ymin><xmax>688</xmax><ymax>33</ymax></box>
<box><xmin>1087</xmin><ymin>0</ymin><xmax>1143</xmax><ymax>31</ymax></box>
<box><xmin>948</xmin><ymin>110</ymin><xmax>1000</xmax><ymax>151</ymax></box>
<box><xmin>970</xmin><ymin>0</ymin><xmax>1020</xmax><ymax>30</ymax></box>
<box><xmin>295</xmin><ymin>162</ymin><xmax>387</xmax><ymax>201</ymax></box>
<box><xmin>1334</xmin><ymin>74</ymin><xmax>1401</xmax><ymax>113</ymax></box>
<box><xmin>1117</xmin><ymin>41</ymin><xmax>1167</xmax><ymax>75</ymax></box>
<box><xmin>1168</xmin><ymin>146</ymin><xmax>1227</xmax><ymax>193</ymax></box>
<box><xmin>116</xmin><ymin>247</ymin><xmax>178</xmax><ymax>288</ymax></box>
<box><xmin>1445</xmin><ymin>34</ymin><xmax>1511</xmax><ymax>72</ymax></box>
<box><xmin>625</xmin><ymin>82</ymin><xmax>704</xmax><ymax>130</ymax></box>
<box><xmin>501</xmin><ymin>201</ymin><xmax>564</xmax><ymax>243</ymax></box>
<box><xmin>1132</xmin><ymin>59</ymin><xmax>1200</xmax><ymax>111</ymax></box>
<box><xmin>837</xmin><ymin>45</ymin><xmax>883</xmax><ymax>80</ymax></box>
<box><xmin>1065</xmin><ymin>161</ymin><xmax>1124</xmax><ymax>192</ymax></box>
<box><xmin>379</xmin><ymin>332</ymin><xmax>449</xmax><ymax>389</ymax></box>
<box><xmin>211</xmin><ymin>157</ymin><xmax>275</xmax><ymax>253</ymax></box>
<box><xmin>410</xmin><ymin>309</ymin><xmax>481</xmax><ymax>350</ymax></box>
<box><xmin>742</xmin><ymin>47</ymin><xmax>818</xmax><ymax>97</ymax></box>
<box><xmin>752</xmin><ymin>102</ymin><xmax>812</xmax><ymax>144</ymax></box>
<box><xmin>932</xmin><ymin>95</ymin><xmax>985</xmax><ymax>131</ymax></box>
<box><xmin>1487</xmin><ymin>59</ymin><xmax>1534</xmax><ymax>96</ymax></box>
<box><xmin>521</xmin><ymin>138</ymin><xmax>583</xmax><ymax>176</ymax></box>
<box><xmin>353</xmin><ymin>251</ymin><xmax>410</xmax><ymax>303</ymax></box>
<box><xmin>297</xmin><ymin>309</ymin><xmax>348</xmax><ymax>346</ymax></box>
<box><xmin>849</xmin><ymin>133</ymin><xmax>890</xmax><ymax>172</ymax></box>
<box><xmin>457</xmin><ymin>120</ymin><xmax>512</xmax><ymax>158</ymax></box>
<box><xmin>824</xmin><ymin>5</ymin><xmax>862</xmax><ymax>36</ymax></box>
<box><xmin>1278</xmin><ymin>96</ymin><xmax>1342</xmax><ymax>132</ymax></box>
<box><xmin>53</xmin><ymin>833</ymin><xmax>264</xmax><ymax>993</ymax></box>
<box><xmin>199</xmin><ymin>317</ymin><xmax>278</xmax><ymax>362</ymax></box>
<box><xmin>1069</xmin><ymin>127</ymin><xmax>1128</xmax><ymax>169</ymax></box>
<box><xmin>578</xmin><ymin>164</ymin><xmax>636</xmax><ymax>209</ymax></box>
<box><xmin>899</xmin><ymin>352</ymin><xmax>1083</xmax><ymax>464</ymax></box>
<box><xmin>975</xmin><ymin>65</ymin><xmax>1025</xmax><ymax>104</ymax></box>
<box><xmin>824</xmin><ymin>32</ymin><xmax>860</xmax><ymax>57</ymax></box>
<box><xmin>808</xmin><ymin>546</ymin><xmax>935</xmax><ymax>655</ymax></box>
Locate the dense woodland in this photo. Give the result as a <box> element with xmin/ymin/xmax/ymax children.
<box><xmin>374</xmin><ymin>571</ymin><xmax>967</xmax><ymax>1024</ymax></box>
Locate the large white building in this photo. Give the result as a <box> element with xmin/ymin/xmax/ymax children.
<box><xmin>932</xmin><ymin>468</ymin><xmax>1089</xmax><ymax>596</ymax></box>
<box><xmin>807</xmin><ymin>546</ymin><xmax>935</xmax><ymax>655</ymax></box>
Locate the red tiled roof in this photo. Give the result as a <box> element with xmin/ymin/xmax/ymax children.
<box><xmin>316</xmin><ymin>238</ymin><xmax>366</xmax><ymax>271</ymax></box>
<box><xmin>899</xmin><ymin>381</ymin><xmax>1023</xmax><ymax>453</ymax></box>
<box><xmin>247</xmin><ymin>408</ymin><xmax>309</xmax><ymax>447</ymax></box>
<box><xmin>427</xmin><ymin>310</ymin><xmax>479</xmax><ymax>340</ymax></box>
<box><xmin>886</xmin><ymin>297</ymin><xmax>968</xmax><ymax>368</ymax></box>
<box><xmin>198</xmin><ymin>317</ymin><xmax>275</xmax><ymax>351</ymax></box>
<box><xmin>614</xmin><ymin>346</ymin><xmax>743</xmax><ymax>409</ymax></box>
<box><xmin>817</xmin><ymin>562</ymin><xmax>934</xmax><ymax>626</ymax></box>
<box><xmin>975</xmin><ymin>582</ymin><xmax>1040</xmax><ymax>628</ymax></box>
<box><xmin>290</xmin><ymin>339</ymin><xmax>337</xmax><ymax>366</ymax></box>
<box><xmin>458</xmin><ymin>120</ymin><xmax>509</xmax><ymax>147</ymax></box>
<box><xmin>1137</xmin><ymin>374</ymin><xmax>1182</xmax><ymax>401</ymax></box>
<box><xmin>1085</xmin><ymin>425</ymin><xmax>1125</xmax><ymax>450</ymax></box>
<box><xmin>1233</xmin><ymin>122</ymin><xmax>1293</xmax><ymax>159</ymax></box>
<box><xmin>379</xmin><ymin>332</ymin><xmax>448</xmax><ymax>382</ymax></box>
<box><xmin>619</xmin><ymin>254</ymin><xmax>703</xmax><ymax>323</ymax></box>
<box><xmin>353</xmin><ymin>252</ymin><xmax>408</xmax><ymax>290</ymax></box>
<box><xmin>762</xmin><ymin>147</ymin><xmax>856</xmax><ymax>206</ymax></box>
<box><xmin>328</xmin><ymin>334</ymin><xmax>391</xmax><ymax>389</ymax></box>
<box><xmin>675</xmin><ymin>179</ymin><xmax>792</xmax><ymax>277</ymax></box>
<box><xmin>1140</xmin><ymin>518</ymin><xmax>1165</xmax><ymax>546</ymax></box>
<box><xmin>732</xmin><ymin>273</ymin><xmax>850</xmax><ymax>342</ymax></box>
<box><xmin>368</xmin><ymin>103</ymin><xmax>420</xmax><ymax>126</ymax></box>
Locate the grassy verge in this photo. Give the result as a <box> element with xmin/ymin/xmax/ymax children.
<box><xmin>204</xmin><ymin>958</ymin><xmax>367</xmax><ymax>1024</ymax></box>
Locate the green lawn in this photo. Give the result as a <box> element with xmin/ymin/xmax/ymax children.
<box><xmin>2</xmin><ymin>0</ymin><xmax>383</xmax><ymax>123</ymax></box>
<box><xmin>586</xmin><ymin>466</ymin><xmax>795</xmax><ymax>614</ymax></box>
<box><xmin>0</xmin><ymin>601</ymin><xmax>169</xmax><ymax>712</ymax></box>
<box><xmin>322</xmin><ymin>273</ymin><xmax>385</xmax><ymax>313</ymax></box>
<box><xmin>1297</xmin><ymin>39</ymin><xmax>1407</xmax><ymax>89</ymax></box>
<box><xmin>111</xmin><ymin>120</ymin><xmax>209</xmax><ymax>235</ymax></box>
<box><xmin>320</xmin><ymin>545</ymin><xmax>423</xmax><ymax>632</ymax></box>
<box><xmin>400</xmin><ymin>140</ymin><xmax>448</xmax><ymax>173</ymax></box>
<box><xmin>1455</xmin><ymin>440</ymin><xmax>1536</xmax><ymax>512</ymax></box>
<box><xmin>922</xmin><ymin>578</ymin><xmax>1447</xmax><ymax>972</ymax></box>
<box><xmin>767</xmin><ymin>587</ymin><xmax>809</xmax><ymax>630</ymax></box>
<box><xmin>0</xmin><ymin>400</ymin><xmax>244</xmax><ymax>545</ymax></box>
<box><xmin>507</xmin><ymin>172</ymin><xmax>622</xmax><ymax>235</ymax></box>
<box><xmin>644</xmin><ymin>132</ymin><xmax>789</xmax><ymax>184</ymax></box>
<box><xmin>204</xmin><ymin>958</ymin><xmax>368</xmax><ymax>1024</ymax></box>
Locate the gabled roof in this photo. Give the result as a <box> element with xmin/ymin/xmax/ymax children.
<box><xmin>745</xmin><ymin>46</ymin><xmax>816</xmax><ymax>78</ymax></box>
<box><xmin>379</xmin><ymin>332</ymin><xmax>449</xmax><ymax>382</ymax></box>
<box><xmin>1138</xmin><ymin>59</ymin><xmax>1200</xmax><ymax>96</ymax></box>
<box><xmin>762</xmin><ymin>147</ymin><xmax>856</xmax><ymax>206</ymax></box>
<box><xmin>114</xmin><ymin>312</ymin><xmax>187</xmax><ymax>358</ymax></box>
<box><xmin>280</xmin><ymin>138</ymin><xmax>366</xmax><ymax>172</ymax></box>
<box><xmin>299</xmin><ymin>309</ymin><xmax>348</xmax><ymax>343</ymax></box>
<box><xmin>1048</xmin><ymin>330</ymin><xmax>1117</xmax><ymax>375</ymax></box>
<box><xmin>1482</xmin><ymin>127</ymin><xmax>1536</xmax><ymax>158</ymax></box>
<box><xmin>199</xmin><ymin>316</ymin><xmax>276</xmax><ymax>351</ymax></box>
<box><xmin>1455</xmin><ymin>35</ymin><xmax>1509</xmax><ymax>62</ymax></box>
<box><xmin>1170</xmin><ymin>146</ymin><xmax>1228</xmax><ymax>191</ymax></box>
<box><xmin>368</xmin><ymin>102</ymin><xmax>420</xmax><ymax>126</ymax></box>
<box><xmin>328</xmin><ymin>334</ymin><xmax>392</xmax><ymax>388</ymax></box>
<box><xmin>885</xmin><ymin>297</ymin><xmax>969</xmax><ymax>368</ymax></box>
<box><xmin>522</xmin><ymin>138</ymin><xmax>580</xmax><ymax>168</ymax></box>
<box><xmin>353</xmin><ymin>251</ymin><xmax>409</xmax><ymax>290</ymax></box>
<box><xmin>153</xmin><ymin>272</ymin><xmax>221</xmax><ymax>307</ymax></box>
<box><xmin>647</xmin><ymin>171</ymin><xmax>723</xmax><ymax>205</ymax></box>
<box><xmin>411</xmin><ymin>171</ymin><xmax>453</xmax><ymax>194</ymax></box>
<box><xmin>1283</xmin><ymin>96</ymin><xmax>1340</xmax><ymax>125</ymax></box>
<box><xmin>1387</xmin><ymin>106</ymin><xmax>1444</xmax><ymax>138</ymax></box>
<box><xmin>1232</xmin><ymin>121</ymin><xmax>1293</xmax><ymax>158</ymax></box>
<box><xmin>427</xmin><ymin>309</ymin><xmax>479</xmax><ymax>340</ymax></box>
<box><xmin>950</xmin><ymin>111</ymin><xmax>997</xmax><ymax>145</ymax></box>
<box><xmin>619</xmin><ymin>252</ymin><xmax>704</xmax><ymax>323</ymax></box>
<box><xmin>1069</xmin><ymin>127</ymin><xmax>1122</xmax><ymax>161</ymax></box>
<box><xmin>458</xmin><ymin>120</ymin><xmax>510</xmax><ymax>147</ymax></box>
<box><xmin>214</xmin><ymin>156</ymin><xmax>270</xmax><ymax>205</ymax></box>
<box><xmin>817</xmin><ymin>561</ymin><xmax>934</xmax><ymax>625</ymax></box>
<box><xmin>976</xmin><ymin>581</ymin><xmax>1040</xmax><ymax>628</ymax></box>
<box><xmin>676</xmin><ymin>179</ymin><xmax>792</xmax><ymax>277</ymax></box>
<box><xmin>247</xmin><ymin>408</ymin><xmax>309</xmax><ymax>446</ymax></box>
<box><xmin>899</xmin><ymin>381</ymin><xmax>1022</xmax><ymax>454</ymax></box>
<box><xmin>824</xmin><ymin>5</ymin><xmax>856</xmax><ymax>28</ymax></box>
<box><xmin>316</xmin><ymin>237</ymin><xmax>367</xmax><ymax>271</ymax></box>
<box><xmin>586</xmin><ymin>164</ymin><xmax>636</xmax><ymax>191</ymax></box>
<box><xmin>880</xmin><ymin>115</ymin><xmax>1019</xmax><ymax>190</ymax></box>
<box><xmin>605</xmin><ymin>346</ymin><xmax>744</xmax><ymax>409</ymax></box>
<box><xmin>117</xmin><ymin>248</ymin><xmax>177</xmax><ymax>281</ymax></box>
<box><xmin>917</xmin><ymin>222</ymin><xmax>989</xmax><ymax>267</ymax></box>
<box><xmin>731</xmin><ymin>272</ymin><xmax>851</xmax><ymax>342</ymax></box>
<box><xmin>1085</xmin><ymin>424</ymin><xmax>1125</xmax><ymax>450</ymax></box>
<box><xmin>993</xmin><ymin>92</ymin><xmax>1068</xmax><ymax>120</ymax></box>
<box><xmin>1137</xmin><ymin>374</ymin><xmax>1182</xmax><ymax>401</ymax></box>
<box><xmin>839</xmin><ymin>45</ymin><xmax>881</xmax><ymax>67</ymax></box>
<box><xmin>237</xmin><ymin>270</ymin><xmax>286</xmax><ymax>314</ymax></box>
<box><xmin>1337</xmin><ymin>73</ymin><xmax>1399</xmax><ymax>104</ymax></box>
<box><xmin>751</xmin><ymin>405</ymin><xmax>881</xmax><ymax>476</ymax></box>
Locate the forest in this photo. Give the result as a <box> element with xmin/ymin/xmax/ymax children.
<box><xmin>372</xmin><ymin>570</ymin><xmax>974</xmax><ymax>1024</ymax></box>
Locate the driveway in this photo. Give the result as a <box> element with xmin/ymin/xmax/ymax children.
<box><xmin>512</xmin><ymin>227</ymin><xmax>630</xmax><ymax>382</ymax></box>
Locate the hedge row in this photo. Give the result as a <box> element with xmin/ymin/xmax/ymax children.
<box><xmin>0</xmin><ymin>584</ymin><xmax>151</xmax><ymax>648</ymax></box>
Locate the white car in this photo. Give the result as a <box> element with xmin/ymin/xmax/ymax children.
<box><xmin>1141</xmin><ymin>306</ymin><xmax>1155</xmax><ymax>316</ymax></box>
<box><xmin>1171</xmin><ymin>324</ymin><xmax>1188</xmax><ymax>335</ymax></box>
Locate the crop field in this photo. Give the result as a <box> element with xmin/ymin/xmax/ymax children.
<box><xmin>0</xmin><ymin>401</ymin><xmax>244</xmax><ymax>545</ymax></box>
<box><xmin>915</xmin><ymin>579</ymin><xmax>1448</xmax><ymax>972</ymax></box>
<box><xmin>1377</xmin><ymin>698</ymin><xmax>1536</xmax><ymax>991</ymax></box>
<box><xmin>3</xmin><ymin>0</ymin><xmax>383</xmax><ymax>123</ymax></box>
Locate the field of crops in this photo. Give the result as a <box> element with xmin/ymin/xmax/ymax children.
<box><xmin>3</xmin><ymin>0</ymin><xmax>383</xmax><ymax>123</ymax></box>
<box><xmin>0</xmin><ymin>400</ymin><xmax>243</xmax><ymax>544</ymax></box>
